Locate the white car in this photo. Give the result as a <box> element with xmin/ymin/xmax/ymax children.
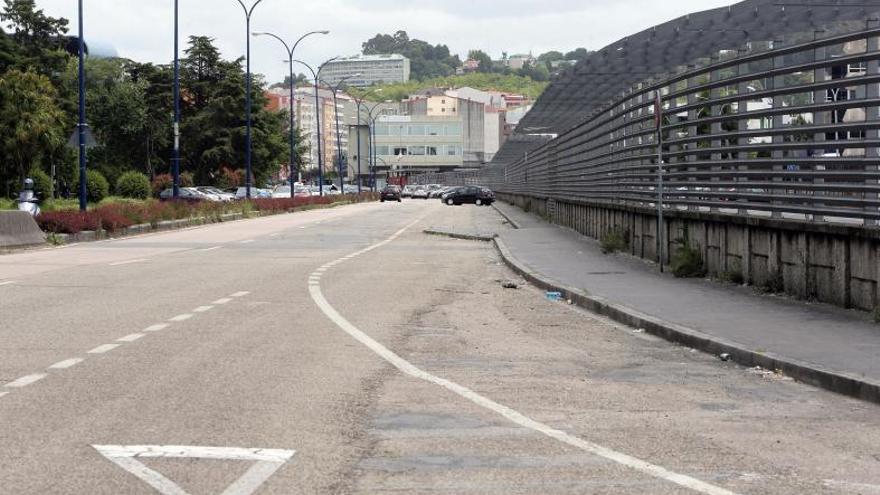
<box><xmin>412</xmin><ymin>186</ymin><xmax>430</xmax><ymax>199</ymax></box>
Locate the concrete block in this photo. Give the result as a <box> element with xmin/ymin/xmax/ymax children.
<box><xmin>0</xmin><ymin>211</ymin><xmax>46</xmax><ymax>248</ymax></box>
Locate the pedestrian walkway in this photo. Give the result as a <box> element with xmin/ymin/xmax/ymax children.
<box><xmin>491</xmin><ymin>201</ymin><xmax>880</xmax><ymax>400</ymax></box>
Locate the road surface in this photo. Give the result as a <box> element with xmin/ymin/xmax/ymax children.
<box><xmin>1</xmin><ymin>201</ymin><xmax>878</xmax><ymax>494</ymax></box>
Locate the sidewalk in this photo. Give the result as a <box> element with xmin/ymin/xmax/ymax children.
<box><xmin>491</xmin><ymin>202</ymin><xmax>880</xmax><ymax>403</ymax></box>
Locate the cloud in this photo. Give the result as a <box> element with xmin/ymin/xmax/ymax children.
<box><xmin>33</xmin><ymin>0</ymin><xmax>732</xmax><ymax>83</ymax></box>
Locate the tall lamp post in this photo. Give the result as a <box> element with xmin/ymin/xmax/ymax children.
<box><xmin>172</xmin><ymin>0</ymin><xmax>181</xmax><ymax>199</ymax></box>
<box><xmin>294</xmin><ymin>57</ymin><xmax>338</xmax><ymax>196</ymax></box>
<box><xmin>252</xmin><ymin>30</ymin><xmax>329</xmax><ymax>196</ymax></box>
<box><xmin>364</xmin><ymin>103</ymin><xmax>386</xmax><ymax>192</ymax></box>
<box><xmin>320</xmin><ymin>74</ymin><xmax>359</xmax><ymax>195</ymax></box>
<box><xmin>77</xmin><ymin>0</ymin><xmax>87</xmax><ymax>211</ymax></box>
<box><xmin>233</xmin><ymin>0</ymin><xmax>264</xmax><ymax>199</ymax></box>
<box><xmin>350</xmin><ymin>89</ymin><xmax>382</xmax><ymax>193</ymax></box>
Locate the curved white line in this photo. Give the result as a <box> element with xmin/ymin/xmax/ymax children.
<box><xmin>307</xmin><ymin>217</ymin><xmax>739</xmax><ymax>495</ymax></box>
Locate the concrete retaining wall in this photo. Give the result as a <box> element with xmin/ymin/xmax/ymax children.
<box><xmin>499</xmin><ymin>192</ymin><xmax>880</xmax><ymax>312</ymax></box>
<box><xmin>0</xmin><ymin>211</ymin><xmax>45</xmax><ymax>248</ymax></box>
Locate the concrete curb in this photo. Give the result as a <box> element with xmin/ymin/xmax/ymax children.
<box><xmin>422</xmin><ymin>229</ymin><xmax>496</xmax><ymax>242</ymax></box>
<box><xmin>492</xmin><ymin>203</ymin><xmax>521</xmax><ymax>229</ymax></box>
<box><xmin>493</xmin><ymin>235</ymin><xmax>880</xmax><ymax>405</ymax></box>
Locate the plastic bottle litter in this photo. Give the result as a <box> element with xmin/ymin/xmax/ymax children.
<box><xmin>545</xmin><ymin>291</ymin><xmax>563</xmax><ymax>301</ymax></box>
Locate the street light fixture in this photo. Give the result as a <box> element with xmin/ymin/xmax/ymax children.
<box><xmin>320</xmin><ymin>74</ymin><xmax>361</xmax><ymax>195</ymax></box>
<box><xmin>293</xmin><ymin>57</ymin><xmax>338</xmax><ymax>196</ymax></box>
<box><xmin>172</xmin><ymin>0</ymin><xmax>181</xmax><ymax>199</ymax></box>
<box><xmin>77</xmin><ymin>0</ymin><xmax>87</xmax><ymax>211</ymax></box>
<box><xmin>350</xmin><ymin>89</ymin><xmax>382</xmax><ymax>193</ymax></box>
<box><xmin>233</xmin><ymin>0</ymin><xmax>265</xmax><ymax>199</ymax></box>
<box><xmin>252</xmin><ymin>30</ymin><xmax>329</xmax><ymax>195</ymax></box>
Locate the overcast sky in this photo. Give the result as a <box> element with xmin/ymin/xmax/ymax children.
<box><xmin>36</xmin><ymin>0</ymin><xmax>734</xmax><ymax>84</ymax></box>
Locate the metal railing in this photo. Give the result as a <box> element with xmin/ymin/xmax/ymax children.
<box><xmin>415</xmin><ymin>25</ymin><xmax>880</xmax><ymax>226</ymax></box>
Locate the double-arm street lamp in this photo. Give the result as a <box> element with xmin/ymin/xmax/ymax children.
<box><xmin>350</xmin><ymin>90</ymin><xmax>383</xmax><ymax>193</ymax></box>
<box><xmin>233</xmin><ymin>0</ymin><xmax>264</xmax><ymax>199</ymax></box>
<box><xmin>77</xmin><ymin>0</ymin><xmax>87</xmax><ymax>211</ymax></box>
<box><xmin>293</xmin><ymin>57</ymin><xmax>338</xmax><ymax>196</ymax></box>
<box><xmin>252</xmin><ymin>30</ymin><xmax>329</xmax><ymax>195</ymax></box>
<box><xmin>363</xmin><ymin>102</ymin><xmax>387</xmax><ymax>192</ymax></box>
<box><xmin>319</xmin><ymin>74</ymin><xmax>360</xmax><ymax>195</ymax></box>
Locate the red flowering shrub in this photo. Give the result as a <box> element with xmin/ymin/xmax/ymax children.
<box><xmin>93</xmin><ymin>205</ymin><xmax>135</xmax><ymax>233</ymax></box>
<box><xmin>36</xmin><ymin>211</ymin><xmax>102</xmax><ymax>234</ymax></box>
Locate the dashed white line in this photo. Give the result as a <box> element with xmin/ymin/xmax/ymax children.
<box><xmin>212</xmin><ymin>298</ymin><xmax>233</xmax><ymax>305</ymax></box>
<box><xmin>168</xmin><ymin>314</ymin><xmax>193</xmax><ymax>322</ymax></box>
<box><xmin>0</xmin><ymin>280</ymin><xmax>17</xmax><ymax>287</ymax></box>
<box><xmin>193</xmin><ymin>306</ymin><xmax>214</xmax><ymax>313</ymax></box>
<box><xmin>4</xmin><ymin>373</ymin><xmax>48</xmax><ymax>388</ymax></box>
<box><xmin>269</xmin><ymin>233</ymin><xmax>281</xmax><ymax>237</ymax></box>
<box><xmin>308</xmin><ymin>217</ymin><xmax>739</xmax><ymax>495</ymax></box>
<box><xmin>144</xmin><ymin>324</ymin><xmax>169</xmax><ymax>332</ymax></box>
<box><xmin>117</xmin><ymin>333</ymin><xmax>146</xmax><ymax>343</ymax></box>
<box><xmin>240</xmin><ymin>239</ymin><xmax>255</xmax><ymax>244</ymax></box>
<box><xmin>200</xmin><ymin>246</ymin><xmax>223</xmax><ymax>252</ymax></box>
<box><xmin>49</xmin><ymin>358</ymin><xmax>84</xmax><ymax>370</ymax></box>
<box><xmin>0</xmin><ymin>391</ymin><xmax>9</xmax><ymax>398</ymax></box>
<box><xmin>88</xmin><ymin>344</ymin><xmax>121</xmax><ymax>354</ymax></box>
<box><xmin>109</xmin><ymin>259</ymin><xmax>147</xmax><ymax>266</ymax></box>
<box><xmin>230</xmin><ymin>291</ymin><xmax>250</xmax><ymax>298</ymax></box>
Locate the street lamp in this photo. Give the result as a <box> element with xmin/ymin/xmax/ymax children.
<box><xmin>172</xmin><ymin>0</ymin><xmax>181</xmax><ymax>199</ymax></box>
<box><xmin>293</xmin><ymin>57</ymin><xmax>338</xmax><ymax>196</ymax></box>
<box><xmin>233</xmin><ymin>0</ymin><xmax>264</xmax><ymax>199</ymax></box>
<box><xmin>252</xmin><ymin>30</ymin><xmax>329</xmax><ymax>196</ymax></box>
<box><xmin>350</xmin><ymin>89</ymin><xmax>383</xmax><ymax>193</ymax></box>
<box><xmin>77</xmin><ymin>0</ymin><xmax>87</xmax><ymax>211</ymax></box>
<box><xmin>320</xmin><ymin>74</ymin><xmax>360</xmax><ymax>195</ymax></box>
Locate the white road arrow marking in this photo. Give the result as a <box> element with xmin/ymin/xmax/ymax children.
<box><xmin>92</xmin><ymin>445</ymin><xmax>295</xmax><ymax>495</ymax></box>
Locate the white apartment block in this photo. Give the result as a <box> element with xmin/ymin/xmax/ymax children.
<box><xmin>320</xmin><ymin>54</ymin><xmax>411</xmax><ymax>88</ymax></box>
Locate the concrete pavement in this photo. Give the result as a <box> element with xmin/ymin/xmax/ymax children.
<box><xmin>1</xmin><ymin>200</ymin><xmax>879</xmax><ymax>494</ymax></box>
<box><xmin>493</xmin><ymin>201</ymin><xmax>880</xmax><ymax>403</ymax></box>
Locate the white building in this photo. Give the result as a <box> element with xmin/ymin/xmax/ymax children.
<box><xmin>320</xmin><ymin>54</ymin><xmax>411</xmax><ymax>88</ymax></box>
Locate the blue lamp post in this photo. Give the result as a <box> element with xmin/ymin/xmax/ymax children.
<box><xmin>233</xmin><ymin>0</ymin><xmax>264</xmax><ymax>199</ymax></box>
<box><xmin>252</xmin><ymin>30</ymin><xmax>329</xmax><ymax>196</ymax></box>
<box><xmin>172</xmin><ymin>0</ymin><xmax>181</xmax><ymax>198</ymax></box>
<box><xmin>77</xmin><ymin>0</ymin><xmax>87</xmax><ymax>211</ymax></box>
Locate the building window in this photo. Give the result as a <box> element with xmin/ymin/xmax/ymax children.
<box><xmin>393</xmin><ymin>147</ymin><xmax>406</xmax><ymax>156</ymax></box>
<box><xmin>427</xmin><ymin>146</ymin><xmax>438</xmax><ymax>155</ymax></box>
<box><xmin>377</xmin><ymin>146</ymin><xmax>389</xmax><ymax>155</ymax></box>
<box><xmin>408</xmin><ymin>146</ymin><xmax>426</xmax><ymax>156</ymax></box>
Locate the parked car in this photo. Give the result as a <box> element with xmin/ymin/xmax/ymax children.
<box><xmin>234</xmin><ymin>187</ymin><xmax>272</xmax><ymax>200</ymax></box>
<box><xmin>159</xmin><ymin>187</ymin><xmax>210</xmax><ymax>202</ymax></box>
<box><xmin>272</xmin><ymin>184</ymin><xmax>311</xmax><ymax>198</ymax></box>
<box><xmin>380</xmin><ymin>185</ymin><xmax>402</xmax><ymax>202</ymax></box>
<box><xmin>401</xmin><ymin>185</ymin><xmax>416</xmax><ymax>198</ymax></box>
<box><xmin>442</xmin><ymin>186</ymin><xmax>495</xmax><ymax>206</ymax></box>
<box><xmin>196</xmin><ymin>186</ymin><xmax>234</xmax><ymax>201</ymax></box>
<box><xmin>426</xmin><ymin>184</ymin><xmax>445</xmax><ymax>198</ymax></box>
<box><xmin>412</xmin><ymin>186</ymin><xmax>430</xmax><ymax>199</ymax></box>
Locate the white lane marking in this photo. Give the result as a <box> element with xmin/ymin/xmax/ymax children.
<box><xmin>230</xmin><ymin>291</ymin><xmax>250</xmax><ymax>298</ymax></box>
<box><xmin>0</xmin><ymin>391</ymin><xmax>8</xmax><ymax>398</ymax></box>
<box><xmin>109</xmin><ymin>259</ymin><xmax>147</xmax><ymax>267</ymax></box>
<box><xmin>240</xmin><ymin>239</ymin><xmax>255</xmax><ymax>244</ymax></box>
<box><xmin>269</xmin><ymin>233</ymin><xmax>280</xmax><ymax>237</ymax></box>
<box><xmin>88</xmin><ymin>344</ymin><xmax>120</xmax><ymax>354</ymax></box>
<box><xmin>4</xmin><ymin>373</ymin><xmax>48</xmax><ymax>388</ymax></box>
<box><xmin>212</xmin><ymin>298</ymin><xmax>233</xmax><ymax>305</ymax></box>
<box><xmin>193</xmin><ymin>306</ymin><xmax>214</xmax><ymax>313</ymax></box>
<box><xmin>0</xmin><ymin>280</ymin><xmax>17</xmax><ymax>287</ymax></box>
<box><xmin>307</xmin><ymin>218</ymin><xmax>739</xmax><ymax>495</ymax></box>
<box><xmin>49</xmin><ymin>358</ymin><xmax>84</xmax><ymax>370</ymax></box>
<box><xmin>92</xmin><ymin>445</ymin><xmax>296</xmax><ymax>495</ymax></box>
<box><xmin>144</xmin><ymin>323</ymin><xmax>169</xmax><ymax>332</ymax></box>
<box><xmin>200</xmin><ymin>246</ymin><xmax>223</xmax><ymax>252</ymax></box>
<box><xmin>117</xmin><ymin>333</ymin><xmax>146</xmax><ymax>343</ymax></box>
<box><xmin>299</xmin><ymin>226</ymin><xmax>307</xmax><ymax>229</ymax></box>
<box><xmin>168</xmin><ymin>314</ymin><xmax>193</xmax><ymax>322</ymax></box>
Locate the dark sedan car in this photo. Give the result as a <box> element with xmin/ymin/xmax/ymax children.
<box><xmin>380</xmin><ymin>185</ymin><xmax>402</xmax><ymax>202</ymax></box>
<box><xmin>442</xmin><ymin>186</ymin><xmax>495</xmax><ymax>206</ymax></box>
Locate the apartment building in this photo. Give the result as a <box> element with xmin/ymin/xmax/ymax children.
<box><xmin>319</xmin><ymin>54</ymin><xmax>410</xmax><ymax>88</ymax></box>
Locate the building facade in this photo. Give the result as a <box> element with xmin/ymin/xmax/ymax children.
<box><xmin>319</xmin><ymin>54</ymin><xmax>410</xmax><ymax>88</ymax></box>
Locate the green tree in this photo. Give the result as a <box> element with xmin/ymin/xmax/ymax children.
<box><xmin>467</xmin><ymin>49</ymin><xmax>493</xmax><ymax>73</ymax></box>
<box><xmin>0</xmin><ymin>69</ymin><xmax>65</xmax><ymax>187</ymax></box>
<box><xmin>116</xmin><ymin>171</ymin><xmax>150</xmax><ymax>199</ymax></box>
<box><xmin>362</xmin><ymin>31</ymin><xmax>460</xmax><ymax>81</ymax></box>
<box><xmin>1</xmin><ymin>0</ymin><xmax>70</xmax><ymax>80</ymax></box>
<box><xmin>518</xmin><ymin>60</ymin><xmax>550</xmax><ymax>82</ymax></box>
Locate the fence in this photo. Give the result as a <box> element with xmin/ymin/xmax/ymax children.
<box><xmin>417</xmin><ymin>25</ymin><xmax>880</xmax><ymax>227</ymax></box>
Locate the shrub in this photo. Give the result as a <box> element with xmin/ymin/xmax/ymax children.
<box><xmin>151</xmin><ymin>174</ymin><xmax>173</xmax><ymax>197</ymax></box>
<box><xmin>718</xmin><ymin>270</ymin><xmax>745</xmax><ymax>285</ymax></box>
<box><xmin>670</xmin><ymin>238</ymin><xmax>706</xmax><ymax>278</ymax></box>
<box><xmin>42</xmin><ymin>198</ymin><xmax>81</xmax><ymax>212</ymax></box>
<box><xmin>28</xmin><ymin>167</ymin><xmax>53</xmax><ymax>200</ymax></box>
<box><xmin>73</xmin><ymin>170</ymin><xmax>110</xmax><ymax>203</ymax></box>
<box><xmin>179</xmin><ymin>171</ymin><xmax>194</xmax><ymax>187</ymax></box>
<box><xmin>600</xmin><ymin>228</ymin><xmax>629</xmax><ymax>254</ymax></box>
<box><xmin>0</xmin><ymin>198</ymin><xmax>14</xmax><ymax>210</ymax></box>
<box><xmin>36</xmin><ymin>211</ymin><xmax>101</xmax><ymax>234</ymax></box>
<box><xmin>94</xmin><ymin>204</ymin><xmax>134</xmax><ymax>233</ymax></box>
<box><xmin>116</xmin><ymin>171</ymin><xmax>151</xmax><ymax>199</ymax></box>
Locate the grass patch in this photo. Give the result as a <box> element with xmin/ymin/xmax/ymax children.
<box><xmin>600</xmin><ymin>228</ymin><xmax>629</xmax><ymax>254</ymax></box>
<box><xmin>756</xmin><ymin>273</ymin><xmax>785</xmax><ymax>294</ymax></box>
<box><xmin>718</xmin><ymin>269</ymin><xmax>745</xmax><ymax>285</ymax></box>
<box><xmin>670</xmin><ymin>238</ymin><xmax>706</xmax><ymax>278</ymax></box>
<box><xmin>0</xmin><ymin>198</ymin><xmax>15</xmax><ymax>210</ymax></box>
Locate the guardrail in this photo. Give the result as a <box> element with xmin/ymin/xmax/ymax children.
<box><xmin>416</xmin><ymin>25</ymin><xmax>880</xmax><ymax>227</ymax></box>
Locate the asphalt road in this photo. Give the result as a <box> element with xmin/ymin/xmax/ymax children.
<box><xmin>1</xmin><ymin>200</ymin><xmax>879</xmax><ymax>495</ymax></box>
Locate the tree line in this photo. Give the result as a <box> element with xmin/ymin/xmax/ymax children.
<box><xmin>0</xmin><ymin>0</ymin><xmax>302</xmax><ymax>200</ymax></box>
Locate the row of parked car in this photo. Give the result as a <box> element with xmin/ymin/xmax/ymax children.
<box><xmin>158</xmin><ymin>183</ymin><xmax>356</xmax><ymax>202</ymax></box>
<box><xmin>381</xmin><ymin>184</ymin><xmax>495</xmax><ymax>206</ymax></box>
